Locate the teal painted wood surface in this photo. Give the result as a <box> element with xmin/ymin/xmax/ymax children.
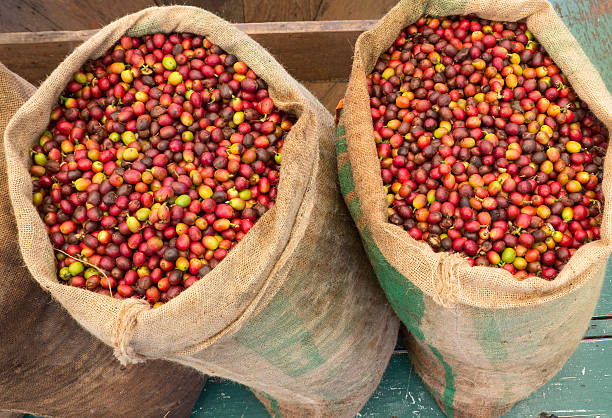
<box><xmin>508</xmin><ymin>341</ymin><xmax>612</xmax><ymax>417</ymax></box>
<box><xmin>595</xmin><ymin>258</ymin><xmax>612</xmax><ymax>315</ymax></box>
<box><xmin>586</xmin><ymin>318</ymin><xmax>611</xmax><ymax>338</ymax></box>
<box><xmin>550</xmin><ymin>0</ymin><xmax>612</xmax><ymax>94</ymax></box>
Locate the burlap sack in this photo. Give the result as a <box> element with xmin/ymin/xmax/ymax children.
<box><xmin>0</xmin><ymin>62</ymin><xmax>206</xmax><ymax>417</ymax></box>
<box><xmin>336</xmin><ymin>0</ymin><xmax>612</xmax><ymax>416</ymax></box>
<box><xmin>4</xmin><ymin>6</ymin><xmax>399</xmax><ymax>417</ymax></box>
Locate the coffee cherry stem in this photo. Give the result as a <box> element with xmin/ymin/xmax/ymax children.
<box><xmin>54</xmin><ymin>248</ymin><xmax>114</xmax><ymax>297</ymax></box>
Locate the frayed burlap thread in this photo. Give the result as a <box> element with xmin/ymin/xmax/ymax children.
<box><xmin>337</xmin><ymin>0</ymin><xmax>612</xmax><ymax>416</ymax></box>
<box><xmin>4</xmin><ymin>7</ymin><xmax>398</xmax><ymax>417</ymax></box>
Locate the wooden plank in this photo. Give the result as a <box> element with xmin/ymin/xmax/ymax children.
<box><xmin>316</xmin><ymin>0</ymin><xmax>397</xmax><ymax>21</ymax></box>
<box><xmin>595</xmin><ymin>257</ymin><xmax>612</xmax><ymax>316</ymax></box>
<box><xmin>192</xmin><ymin>377</ymin><xmax>266</xmax><ymax>417</ymax></box>
<box><xmin>0</xmin><ymin>0</ymin><xmax>400</xmax><ymax>29</ymax></box>
<box><xmin>243</xmin><ymin>0</ymin><xmax>322</xmax><ymax>22</ymax></box>
<box><xmin>0</xmin><ymin>0</ymin><xmax>244</xmax><ymax>32</ymax></box>
<box><xmin>508</xmin><ymin>340</ymin><xmax>612</xmax><ymax>417</ymax></box>
<box><xmin>190</xmin><ymin>339</ymin><xmax>612</xmax><ymax>417</ymax></box>
<box><xmin>0</xmin><ymin>20</ymin><xmax>374</xmax><ymax>85</ymax></box>
<box><xmin>551</xmin><ymin>0</ymin><xmax>612</xmax><ymax>94</ymax></box>
<box><xmin>585</xmin><ymin>317</ymin><xmax>611</xmax><ymax>338</ymax></box>
<box><xmin>243</xmin><ymin>0</ymin><xmax>398</xmax><ymax>22</ymax></box>
<box><xmin>2</xmin><ymin>0</ymin><xmax>609</xmax><ymax>90</ymax></box>
<box><xmin>301</xmin><ymin>81</ymin><xmax>346</xmax><ymax>113</ymax></box>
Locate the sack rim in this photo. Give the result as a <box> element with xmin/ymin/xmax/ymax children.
<box><xmin>340</xmin><ymin>0</ymin><xmax>612</xmax><ymax>309</ymax></box>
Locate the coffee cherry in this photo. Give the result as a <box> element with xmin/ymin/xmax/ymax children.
<box><xmin>31</xmin><ymin>32</ymin><xmax>294</xmax><ymax>304</ymax></box>
<box><xmin>370</xmin><ymin>16</ymin><xmax>608</xmax><ymax>281</ymax></box>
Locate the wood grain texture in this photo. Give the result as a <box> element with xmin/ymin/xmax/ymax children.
<box><xmin>0</xmin><ymin>0</ymin><xmax>396</xmax><ymax>28</ymax></box>
<box><xmin>0</xmin><ymin>0</ymin><xmax>244</xmax><ymax>32</ymax></box>
<box><xmin>243</xmin><ymin>0</ymin><xmax>322</xmax><ymax>22</ymax></box>
<box><xmin>585</xmin><ymin>318</ymin><xmax>611</xmax><ymax>338</ymax></box>
<box><xmin>316</xmin><ymin>0</ymin><xmax>397</xmax><ymax>21</ymax></box>
<box><xmin>595</xmin><ymin>257</ymin><xmax>612</xmax><ymax>316</ymax></box>
<box><xmin>303</xmin><ymin>81</ymin><xmax>347</xmax><ymax>113</ymax></box>
<box><xmin>552</xmin><ymin>0</ymin><xmax>612</xmax><ymax>93</ymax></box>
<box><xmin>242</xmin><ymin>0</ymin><xmax>398</xmax><ymax>22</ymax></box>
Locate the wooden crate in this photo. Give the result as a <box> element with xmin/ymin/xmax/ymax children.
<box><xmin>1</xmin><ymin>1</ymin><xmax>610</xmax><ymax>416</ymax></box>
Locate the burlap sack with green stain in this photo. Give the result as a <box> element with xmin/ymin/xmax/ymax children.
<box><xmin>337</xmin><ymin>0</ymin><xmax>612</xmax><ymax>416</ymax></box>
<box><xmin>4</xmin><ymin>6</ymin><xmax>398</xmax><ymax>417</ymax></box>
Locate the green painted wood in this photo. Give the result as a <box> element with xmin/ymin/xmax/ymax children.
<box><xmin>507</xmin><ymin>340</ymin><xmax>612</xmax><ymax>417</ymax></box>
<box><xmin>595</xmin><ymin>257</ymin><xmax>612</xmax><ymax>315</ymax></box>
<box><xmin>585</xmin><ymin>318</ymin><xmax>612</xmax><ymax>338</ymax></box>
<box><xmin>191</xmin><ymin>340</ymin><xmax>612</xmax><ymax>417</ymax></box>
<box><xmin>356</xmin><ymin>354</ymin><xmax>449</xmax><ymax>417</ymax></box>
<box><xmin>549</xmin><ymin>0</ymin><xmax>612</xmax><ymax>94</ymax></box>
<box><xmin>192</xmin><ymin>378</ymin><xmax>267</xmax><ymax>417</ymax></box>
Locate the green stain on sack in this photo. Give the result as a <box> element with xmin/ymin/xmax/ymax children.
<box><xmin>338</xmin><ymin>161</ymin><xmax>356</xmax><ymax>198</ymax></box>
<box><xmin>235</xmin><ymin>293</ymin><xmax>324</xmax><ymax>378</ymax></box>
<box><xmin>474</xmin><ymin>315</ymin><xmax>510</xmax><ymax>362</ymax></box>
<box><xmin>473</xmin><ymin>313</ymin><xmax>512</xmax><ymax>414</ymax></box>
<box><xmin>472</xmin><ymin>284</ymin><xmax>593</xmax><ymax>414</ymax></box>
<box><xmin>335</xmin><ymin>118</ymin><xmax>355</xmax><ymax>200</ymax></box>
<box><xmin>336</xmin><ymin>123</ymin><xmax>362</xmax><ymax>223</ymax></box>
<box><xmin>473</xmin><ymin>297</ymin><xmax>573</xmax><ymax>368</ymax></box>
<box><xmin>360</xmin><ymin>226</ymin><xmax>425</xmax><ymax>340</ymax></box>
<box><xmin>347</xmin><ymin>197</ymin><xmax>363</xmax><ymax>221</ymax></box>
<box><xmin>428</xmin><ymin>344</ymin><xmax>456</xmax><ymax>418</ymax></box>
<box><xmin>335</xmin><ymin>125</ymin><xmax>347</xmax><ymax>155</ymax></box>
<box><xmin>357</xmin><ymin>219</ymin><xmax>456</xmax><ymax>412</ymax></box>
<box><xmin>265</xmin><ymin>393</ymin><xmax>283</xmax><ymax>417</ymax></box>
<box><xmin>473</xmin><ymin>292</ymin><xmax>582</xmax><ymax>413</ymax></box>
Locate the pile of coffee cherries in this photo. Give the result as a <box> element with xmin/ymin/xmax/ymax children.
<box><xmin>31</xmin><ymin>32</ymin><xmax>293</xmax><ymax>305</ymax></box>
<box><xmin>369</xmin><ymin>16</ymin><xmax>608</xmax><ymax>280</ymax></box>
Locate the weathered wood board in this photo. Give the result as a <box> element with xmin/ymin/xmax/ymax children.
<box><xmin>0</xmin><ymin>0</ymin><xmax>245</xmax><ymax>31</ymax></box>
<box><xmin>0</xmin><ymin>0</ymin><xmax>398</xmax><ymax>31</ymax></box>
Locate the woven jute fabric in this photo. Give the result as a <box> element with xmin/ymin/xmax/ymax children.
<box><xmin>337</xmin><ymin>0</ymin><xmax>612</xmax><ymax>416</ymax></box>
<box><xmin>4</xmin><ymin>7</ymin><xmax>399</xmax><ymax>416</ymax></box>
<box><xmin>0</xmin><ymin>62</ymin><xmax>206</xmax><ymax>417</ymax></box>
